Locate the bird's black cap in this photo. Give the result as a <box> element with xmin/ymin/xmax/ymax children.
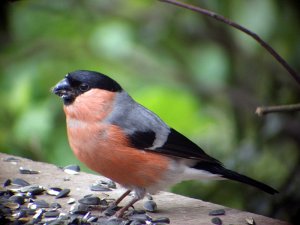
<box><xmin>53</xmin><ymin>70</ymin><xmax>122</xmax><ymax>105</ymax></box>
<box><xmin>66</xmin><ymin>70</ymin><xmax>122</xmax><ymax>92</ymax></box>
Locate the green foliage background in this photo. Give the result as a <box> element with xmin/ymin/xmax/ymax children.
<box><xmin>1</xmin><ymin>0</ymin><xmax>300</xmax><ymax>223</ymax></box>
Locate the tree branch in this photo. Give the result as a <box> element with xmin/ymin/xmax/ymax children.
<box><xmin>158</xmin><ymin>0</ymin><xmax>300</xmax><ymax>86</ymax></box>
<box><xmin>256</xmin><ymin>103</ymin><xmax>300</xmax><ymax>116</ymax></box>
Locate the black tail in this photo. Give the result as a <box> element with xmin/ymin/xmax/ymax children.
<box><xmin>193</xmin><ymin>162</ymin><xmax>278</xmax><ymax>194</ymax></box>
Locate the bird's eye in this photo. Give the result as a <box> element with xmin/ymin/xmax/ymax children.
<box><xmin>79</xmin><ymin>83</ymin><xmax>90</xmax><ymax>91</ymax></box>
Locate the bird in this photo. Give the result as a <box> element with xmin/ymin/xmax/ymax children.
<box><xmin>52</xmin><ymin>70</ymin><xmax>278</xmax><ymax>217</ymax></box>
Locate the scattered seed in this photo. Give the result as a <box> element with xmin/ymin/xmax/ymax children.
<box><xmin>55</xmin><ymin>189</ymin><xmax>70</xmax><ymax>199</ymax></box>
<box><xmin>211</xmin><ymin>217</ymin><xmax>222</xmax><ymax>225</ymax></box>
<box><xmin>90</xmin><ymin>183</ymin><xmax>112</xmax><ymax>192</ymax></box>
<box><xmin>3</xmin><ymin>179</ymin><xmax>11</xmax><ymax>187</ymax></box>
<box><xmin>146</xmin><ymin>194</ymin><xmax>153</xmax><ymax>200</ymax></box>
<box><xmin>33</xmin><ymin>208</ymin><xmax>44</xmax><ymax>219</ymax></box>
<box><xmin>63</xmin><ymin>165</ymin><xmax>80</xmax><ymax>175</ymax></box>
<box><xmin>4</xmin><ymin>202</ymin><xmax>20</xmax><ymax>210</ymax></box>
<box><xmin>9</xmin><ymin>195</ymin><xmax>25</xmax><ymax>205</ymax></box>
<box><xmin>87</xmin><ymin>216</ymin><xmax>98</xmax><ymax>222</ymax></box>
<box><xmin>50</xmin><ymin>203</ymin><xmax>62</xmax><ymax>209</ymax></box>
<box><xmin>12</xmin><ymin>178</ymin><xmax>30</xmax><ymax>187</ymax></box>
<box><xmin>78</xmin><ymin>196</ymin><xmax>101</xmax><ymax>205</ymax></box>
<box><xmin>47</xmin><ymin>187</ymin><xmax>62</xmax><ymax>196</ymax></box>
<box><xmin>13</xmin><ymin>209</ymin><xmax>27</xmax><ymax>219</ymax></box>
<box><xmin>44</xmin><ymin>210</ymin><xmax>60</xmax><ymax>218</ymax></box>
<box><xmin>143</xmin><ymin>200</ymin><xmax>157</xmax><ymax>212</ymax></box>
<box><xmin>3</xmin><ymin>157</ymin><xmax>19</xmax><ymax>162</ymax></box>
<box><xmin>70</xmin><ymin>203</ymin><xmax>89</xmax><ymax>215</ymax></box>
<box><xmin>20</xmin><ymin>185</ymin><xmax>44</xmax><ymax>195</ymax></box>
<box><xmin>19</xmin><ymin>167</ymin><xmax>39</xmax><ymax>174</ymax></box>
<box><xmin>245</xmin><ymin>217</ymin><xmax>255</xmax><ymax>225</ymax></box>
<box><xmin>32</xmin><ymin>200</ymin><xmax>50</xmax><ymax>209</ymax></box>
<box><xmin>67</xmin><ymin>198</ymin><xmax>76</xmax><ymax>204</ymax></box>
<box><xmin>209</xmin><ymin>209</ymin><xmax>226</xmax><ymax>216</ymax></box>
<box><xmin>152</xmin><ymin>217</ymin><xmax>170</xmax><ymax>224</ymax></box>
<box><xmin>100</xmin><ymin>179</ymin><xmax>116</xmax><ymax>189</ymax></box>
<box><xmin>128</xmin><ymin>213</ymin><xmax>151</xmax><ymax>222</ymax></box>
<box><xmin>103</xmin><ymin>205</ymin><xmax>120</xmax><ymax>216</ymax></box>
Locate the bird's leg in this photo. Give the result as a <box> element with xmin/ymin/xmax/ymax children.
<box><xmin>113</xmin><ymin>189</ymin><xmax>131</xmax><ymax>206</ymax></box>
<box><xmin>114</xmin><ymin>195</ymin><xmax>141</xmax><ymax>218</ymax></box>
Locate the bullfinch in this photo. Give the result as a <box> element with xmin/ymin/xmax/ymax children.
<box><xmin>52</xmin><ymin>70</ymin><xmax>278</xmax><ymax>217</ymax></box>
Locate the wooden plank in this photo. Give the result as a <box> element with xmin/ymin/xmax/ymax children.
<box><xmin>0</xmin><ymin>153</ymin><xmax>290</xmax><ymax>225</ymax></box>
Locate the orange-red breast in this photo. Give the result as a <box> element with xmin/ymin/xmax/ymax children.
<box><xmin>52</xmin><ymin>70</ymin><xmax>278</xmax><ymax>217</ymax></box>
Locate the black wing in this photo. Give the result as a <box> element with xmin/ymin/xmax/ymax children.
<box><xmin>128</xmin><ymin>128</ymin><xmax>221</xmax><ymax>164</ymax></box>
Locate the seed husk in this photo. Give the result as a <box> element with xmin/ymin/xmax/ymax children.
<box><xmin>67</xmin><ymin>198</ymin><xmax>76</xmax><ymax>204</ymax></box>
<box><xmin>50</xmin><ymin>203</ymin><xmax>62</xmax><ymax>209</ymax></box>
<box><xmin>12</xmin><ymin>178</ymin><xmax>30</xmax><ymax>187</ymax></box>
<box><xmin>33</xmin><ymin>208</ymin><xmax>44</xmax><ymax>219</ymax></box>
<box><xmin>4</xmin><ymin>202</ymin><xmax>20</xmax><ymax>210</ymax></box>
<box><xmin>90</xmin><ymin>183</ymin><xmax>112</xmax><ymax>192</ymax></box>
<box><xmin>19</xmin><ymin>167</ymin><xmax>39</xmax><ymax>174</ymax></box>
<box><xmin>55</xmin><ymin>189</ymin><xmax>70</xmax><ymax>199</ymax></box>
<box><xmin>78</xmin><ymin>196</ymin><xmax>101</xmax><ymax>205</ymax></box>
<box><xmin>63</xmin><ymin>165</ymin><xmax>80</xmax><ymax>175</ymax></box>
<box><xmin>245</xmin><ymin>217</ymin><xmax>255</xmax><ymax>225</ymax></box>
<box><xmin>8</xmin><ymin>195</ymin><xmax>25</xmax><ymax>205</ymax></box>
<box><xmin>209</xmin><ymin>209</ymin><xmax>226</xmax><ymax>216</ymax></box>
<box><xmin>47</xmin><ymin>187</ymin><xmax>62</xmax><ymax>196</ymax></box>
<box><xmin>143</xmin><ymin>200</ymin><xmax>157</xmax><ymax>212</ymax></box>
<box><xmin>152</xmin><ymin>217</ymin><xmax>170</xmax><ymax>224</ymax></box>
<box><xmin>103</xmin><ymin>205</ymin><xmax>120</xmax><ymax>216</ymax></box>
<box><xmin>128</xmin><ymin>213</ymin><xmax>151</xmax><ymax>222</ymax></box>
<box><xmin>211</xmin><ymin>217</ymin><xmax>222</xmax><ymax>225</ymax></box>
<box><xmin>20</xmin><ymin>184</ymin><xmax>44</xmax><ymax>195</ymax></box>
<box><xmin>30</xmin><ymin>200</ymin><xmax>50</xmax><ymax>209</ymax></box>
<box><xmin>3</xmin><ymin>179</ymin><xmax>11</xmax><ymax>187</ymax></box>
<box><xmin>44</xmin><ymin>210</ymin><xmax>60</xmax><ymax>218</ymax></box>
<box><xmin>70</xmin><ymin>203</ymin><xmax>89</xmax><ymax>215</ymax></box>
<box><xmin>3</xmin><ymin>157</ymin><xmax>19</xmax><ymax>162</ymax></box>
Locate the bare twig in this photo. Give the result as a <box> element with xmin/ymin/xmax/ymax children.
<box><xmin>256</xmin><ymin>103</ymin><xmax>300</xmax><ymax>116</ymax></box>
<box><xmin>158</xmin><ymin>0</ymin><xmax>300</xmax><ymax>86</ymax></box>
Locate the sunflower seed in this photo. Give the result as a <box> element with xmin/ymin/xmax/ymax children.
<box><xmin>143</xmin><ymin>200</ymin><xmax>157</xmax><ymax>212</ymax></box>
<box><xmin>63</xmin><ymin>165</ymin><xmax>80</xmax><ymax>175</ymax></box>
<box><xmin>90</xmin><ymin>183</ymin><xmax>112</xmax><ymax>192</ymax></box>
<box><xmin>152</xmin><ymin>217</ymin><xmax>170</xmax><ymax>224</ymax></box>
<box><xmin>78</xmin><ymin>196</ymin><xmax>101</xmax><ymax>205</ymax></box>
<box><xmin>29</xmin><ymin>200</ymin><xmax>50</xmax><ymax>209</ymax></box>
<box><xmin>8</xmin><ymin>195</ymin><xmax>25</xmax><ymax>205</ymax></box>
<box><xmin>103</xmin><ymin>205</ymin><xmax>120</xmax><ymax>216</ymax></box>
<box><xmin>128</xmin><ymin>213</ymin><xmax>151</xmax><ymax>222</ymax></box>
<box><xmin>44</xmin><ymin>210</ymin><xmax>60</xmax><ymax>218</ymax></box>
<box><xmin>4</xmin><ymin>202</ymin><xmax>20</xmax><ymax>210</ymax></box>
<box><xmin>87</xmin><ymin>216</ymin><xmax>98</xmax><ymax>222</ymax></box>
<box><xmin>67</xmin><ymin>198</ymin><xmax>76</xmax><ymax>204</ymax></box>
<box><xmin>33</xmin><ymin>208</ymin><xmax>44</xmax><ymax>219</ymax></box>
<box><xmin>3</xmin><ymin>157</ymin><xmax>19</xmax><ymax>162</ymax></box>
<box><xmin>245</xmin><ymin>217</ymin><xmax>255</xmax><ymax>225</ymax></box>
<box><xmin>47</xmin><ymin>187</ymin><xmax>62</xmax><ymax>196</ymax></box>
<box><xmin>12</xmin><ymin>178</ymin><xmax>30</xmax><ymax>187</ymax></box>
<box><xmin>50</xmin><ymin>203</ymin><xmax>62</xmax><ymax>209</ymax></box>
<box><xmin>3</xmin><ymin>179</ymin><xmax>11</xmax><ymax>187</ymax></box>
<box><xmin>211</xmin><ymin>217</ymin><xmax>222</xmax><ymax>225</ymax></box>
<box><xmin>209</xmin><ymin>209</ymin><xmax>225</xmax><ymax>216</ymax></box>
<box><xmin>20</xmin><ymin>185</ymin><xmax>44</xmax><ymax>195</ymax></box>
<box><xmin>70</xmin><ymin>203</ymin><xmax>89</xmax><ymax>215</ymax></box>
<box><xmin>19</xmin><ymin>167</ymin><xmax>39</xmax><ymax>174</ymax></box>
<box><xmin>55</xmin><ymin>189</ymin><xmax>70</xmax><ymax>199</ymax></box>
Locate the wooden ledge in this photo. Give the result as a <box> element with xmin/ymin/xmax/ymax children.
<box><xmin>0</xmin><ymin>153</ymin><xmax>290</xmax><ymax>225</ymax></box>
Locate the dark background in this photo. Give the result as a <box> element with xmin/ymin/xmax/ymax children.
<box><xmin>1</xmin><ymin>0</ymin><xmax>299</xmax><ymax>223</ymax></box>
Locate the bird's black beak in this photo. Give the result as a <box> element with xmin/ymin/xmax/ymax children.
<box><xmin>52</xmin><ymin>78</ymin><xmax>70</xmax><ymax>96</ymax></box>
<box><xmin>52</xmin><ymin>78</ymin><xmax>74</xmax><ymax>105</ymax></box>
